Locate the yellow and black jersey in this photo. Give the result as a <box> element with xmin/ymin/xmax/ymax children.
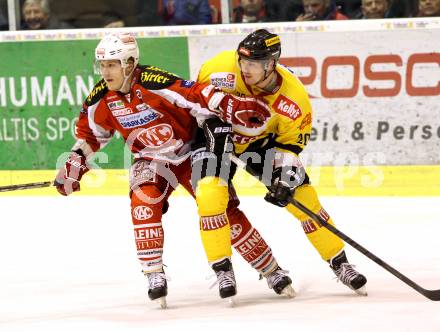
<box><xmin>197</xmin><ymin>50</ymin><xmax>312</xmax><ymax>156</ymax></box>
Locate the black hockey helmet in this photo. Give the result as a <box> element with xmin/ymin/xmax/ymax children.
<box><xmin>237</xmin><ymin>29</ymin><xmax>281</xmax><ymax>62</ymax></box>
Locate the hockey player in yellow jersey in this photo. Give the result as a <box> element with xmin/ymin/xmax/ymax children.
<box><xmin>196</xmin><ymin>29</ymin><xmax>368</xmax><ymax>295</ymax></box>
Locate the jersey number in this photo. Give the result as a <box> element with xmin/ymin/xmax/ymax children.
<box><xmin>297</xmin><ymin>133</ymin><xmax>310</xmax><ymax>145</ymax></box>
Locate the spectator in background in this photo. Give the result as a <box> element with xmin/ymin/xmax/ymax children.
<box><xmin>162</xmin><ymin>0</ymin><xmax>212</xmax><ymax>25</ymax></box>
<box><xmin>383</xmin><ymin>0</ymin><xmax>414</xmax><ymax>17</ymax></box>
<box><xmin>0</xmin><ymin>0</ymin><xmax>8</xmax><ymax>30</ymax></box>
<box><xmin>210</xmin><ymin>3</ymin><xmax>220</xmax><ymax>23</ymax></box>
<box><xmin>102</xmin><ymin>12</ymin><xmax>125</xmax><ymax>28</ymax></box>
<box><xmin>335</xmin><ymin>0</ymin><xmax>362</xmax><ymax>18</ymax></box>
<box><xmin>137</xmin><ymin>0</ymin><xmax>162</xmax><ymax>26</ymax></box>
<box><xmin>0</xmin><ymin>11</ymin><xmax>7</xmax><ymax>30</ymax></box>
<box><xmin>265</xmin><ymin>0</ymin><xmax>303</xmax><ymax>21</ymax></box>
<box><xmin>296</xmin><ymin>0</ymin><xmax>348</xmax><ymax>21</ymax></box>
<box><xmin>233</xmin><ymin>0</ymin><xmax>267</xmax><ymax>23</ymax></box>
<box><xmin>417</xmin><ymin>0</ymin><xmax>440</xmax><ymax>16</ymax></box>
<box><xmin>21</xmin><ymin>0</ymin><xmax>72</xmax><ymax>30</ymax></box>
<box><xmin>358</xmin><ymin>0</ymin><xmax>389</xmax><ymax>18</ymax></box>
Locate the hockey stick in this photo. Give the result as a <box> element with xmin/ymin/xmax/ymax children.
<box><xmin>231</xmin><ymin>155</ymin><xmax>440</xmax><ymax>301</ymax></box>
<box><xmin>0</xmin><ymin>181</ymin><xmax>53</xmax><ymax>192</ymax></box>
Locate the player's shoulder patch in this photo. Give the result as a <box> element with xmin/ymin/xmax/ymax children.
<box><xmin>209</xmin><ymin>72</ymin><xmax>236</xmax><ymax>90</ymax></box>
<box><xmin>139</xmin><ymin>65</ymin><xmax>179</xmax><ymax>90</ymax></box>
<box><xmin>85</xmin><ymin>79</ymin><xmax>108</xmax><ymax>106</ymax></box>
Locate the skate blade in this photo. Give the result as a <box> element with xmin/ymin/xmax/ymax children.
<box><xmin>354</xmin><ymin>286</ymin><xmax>368</xmax><ymax>296</ymax></box>
<box><xmin>155</xmin><ymin>296</ymin><xmax>167</xmax><ymax>309</ymax></box>
<box><xmin>224</xmin><ymin>296</ymin><xmax>236</xmax><ymax>307</ymax></box>
<box><xmin>281</xmin><ymin>285</ymin><xmax>296</xmax><ymax>298</ymax></box>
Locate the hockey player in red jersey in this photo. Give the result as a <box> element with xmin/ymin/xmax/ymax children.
<box><xmin>54</xmin><ymin>33</ymin><xmax>294</xmax><ymax>307</ymax></box>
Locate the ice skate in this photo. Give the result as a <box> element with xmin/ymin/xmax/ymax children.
<box><xmin>211</xmin><ymin>258</ymin><xmax>237</xmax><ymax>304</ymax></box>
<box><xmin>145</xmin><ymin>271</ymin><xmax>168</xmax><ymax>308</ymax></box>
<box><xmin>329</xmin><ymin>250</ymin><xmax>367</xmax><ymax>296</ymax></box>
<box><xmin>265</xmin><ymin>266</ymin><xmax>296</xmax><ymax>298</ymax></box>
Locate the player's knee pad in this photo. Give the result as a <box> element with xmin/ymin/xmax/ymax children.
<box><xmin>286</xmin><ymin>184</ymin><xmax>344</xmax><ymax>261</ymax></box>
<box><xmin>131</xmin><ymin>185</ymin><xmax>165</xmax><ymax>273</ymax></box>
<box><xmin>195</xmin><ymin>176</ymin><xmax>229</xmax><ymax>216</ymax></box>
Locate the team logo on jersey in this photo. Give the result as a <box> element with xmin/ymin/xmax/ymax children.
<box><xmin>111</xmin><ymin>108</ymin><xmax>133</xmax><ymax>117</ymax></box>
<box><xmin>141</xmin><ymin>71</ymin><xmax>172</xmax><ymax>84</ymax></box>
<box><xmin>210</xmin><ymin>72</ymin><xmax>236</xmax><ymax>90</ymax></box>
<box><xmin>136</xmin><ymin>124</ymin><xmax>174</xmax><ymax>148</ymax></box>
<box><xmin>135</xmin><ymin>102</ymin><xmax>160</xmax><ymax>113</ymax></box>
<box><xmin>132</xmin><ymin>206</ymin><xmax>154</xmax><ymax>221</ymax></box>
<box><xmin>106</xmin><ymin>95</ymin><xmax>118</xmax><ymax>101</ymax></box>
<box><xmin>112</xmin><ymin>108</ymin><xmax>133</xmax><ymax>116</ymax></box>
<box><xmin>273</xmin><ymin>95</ymin><xmax>302</xmax><ymax>121</ymax></box>
<box><xmin>107</xmin><ymin>100</ymin><xmax>125</xmax><ymax>111</ymax></box>
<box><xmin>117</xmin><ymin>109</ymin><xmax>162</xmax><ymax>128</ymax></box>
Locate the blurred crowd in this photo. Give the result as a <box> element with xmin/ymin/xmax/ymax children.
<box><xmin>0</xmin><ymin>0</ymin><xmax>439</xmax><ymax>31</ymax></box>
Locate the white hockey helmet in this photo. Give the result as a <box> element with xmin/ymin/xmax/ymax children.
<box><xmin>95</xmin><ymin>32</ymin><xmax>139</xmax><ymax>70</ymax></box>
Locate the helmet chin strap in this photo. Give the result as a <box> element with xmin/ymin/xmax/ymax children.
<box><xmin>254</xmin><ymin>60</ymin><xmax>276</xmax><ymax>88</ymax></box>
<box><xmin>255</xmin><ymin>67</ymin><xmax>276</xmax><ymax>89</ymax></box>
<box><xmin>118</xmin><ymin>64</ymin><xmax>136</xmax><ymax>93</ymax></box>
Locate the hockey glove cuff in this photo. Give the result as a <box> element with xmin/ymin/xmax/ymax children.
<box><xmin>202</xmin><ymin>117</ymin><xmax>234</xmax><ymax>157</ymax></box>
<box><xmin>264</xmin><ymin>157</ymin><xmax>306</xmax><ymax>208</ymax></box>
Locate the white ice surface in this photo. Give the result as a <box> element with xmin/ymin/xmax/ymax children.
<box><xmin>0</xmin><ymin>195</ymin><xmax>439</xmax><ymax>332</ymax></box>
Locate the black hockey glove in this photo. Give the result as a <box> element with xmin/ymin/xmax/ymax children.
<box><xmin>264</xmin><ymin>165</ymin><xmax>306</xmax><ymax>207</ymax></box>
<box><xmin>202</xmin><ymin>117</ymin><xmax>234</xmax><ymax>157</ymax></box>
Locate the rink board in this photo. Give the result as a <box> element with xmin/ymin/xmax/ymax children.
<box><xmin>1</xmin><ymin>165</ymin><xmax>439</xmax><ymax>196</ymax></box>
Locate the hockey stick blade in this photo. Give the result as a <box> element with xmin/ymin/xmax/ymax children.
<box><xmin>0</xmin><ymin>181</ymin><xmax>53</xmax><ymax>192</ymax></box>
<box><xmin>230</xmin><ymin>155</ymin><xmax>440</xmax><ymax>301</ymax></box>
<box><xmin>290</xmin><ymin>199</ymin><xmax>440</xmax><ymax>301</ymax></box>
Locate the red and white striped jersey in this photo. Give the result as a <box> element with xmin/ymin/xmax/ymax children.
<box><xmin>75</xmin><ymin>65</ymin><xmax>215</xmax><ymax>164</ymax></box>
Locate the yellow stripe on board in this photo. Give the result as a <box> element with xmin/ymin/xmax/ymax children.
<box><xmin>1</xmin><ymin>166</ymin><xmax>440</xmax><ymax>197</ymax></box>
